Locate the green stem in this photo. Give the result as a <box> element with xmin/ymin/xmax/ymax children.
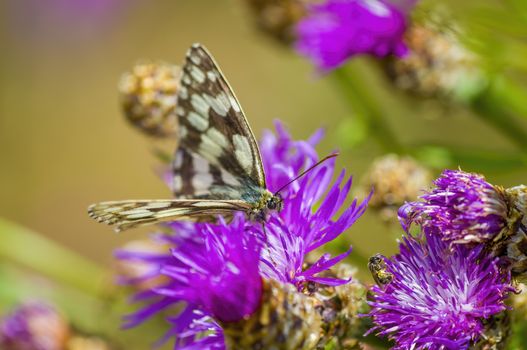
<box><xmin>0</xmin><ymin>218</ymin><xmax>107</xmax><ymax>297</ymax></box>
<box><xmin>331</xmin><ymin>66</ymin><xmax>403</xmax><ymax>153</ymax></box>
<box><xmin>471</xmin><ymin>85</ymin><xmax>527</xmax><ymax>151</ymax></box>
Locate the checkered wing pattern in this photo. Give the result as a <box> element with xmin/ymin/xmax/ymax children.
<box><xmin>172</xmin><ymin>44</ymin><xmax>266</xmax><ymax>199</ymax></box>
<box><xmin>88</xmin><ymin>199</ymin><xmax>251</xmax><ymax>232</ymax></box>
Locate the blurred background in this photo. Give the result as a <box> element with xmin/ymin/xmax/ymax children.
<box><xmin>1</xmin><ymin>0</ymin><xmax>527</xmax><ymax>348</ymax></box>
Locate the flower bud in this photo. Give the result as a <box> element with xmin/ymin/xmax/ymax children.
<box><xmin>361</xmin><ymin>154</ymin><xmax>431</xmax><ymax>222</ymax></box>
<box><xmin>0</xmin><ymin>302</ymin><xmax>70</xmax><ymax>350</ymax></box>
<box><xmin>491</xmin><ymin>185</ymin><xmax>527</xmax><ymax>281</ymax></box>
<box><xmin>243</xmin><ymin>0</ymin><xmax>308</xmax><ymax>44</ymax></box>
<box><xmin>119</xmin><ymin>62</ymin><xmax>181</xmax><ymax>137</ymax></box>
<box><xmin>383</xmin><ymin>15</ymin><xmax>484</xmax><ymax>101</ymax></box>
<box><xmin>472</xmin><ymin>311</ymin><xmax>511</xmax><ymax>350</ymax></box>
<box><xmin>312</xmin><ymin>264</ymin><xmax>369</xmax><ymax>349</ymax></box>
<box><xmin>222</xmin><ymin>279</ymin><xmax>322</xmax><ymax>349</ymax></box>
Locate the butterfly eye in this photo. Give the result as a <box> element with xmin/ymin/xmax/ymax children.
<box><xmin>267</xmin><ymin>200</ymin><xmax>277</xmax><ymax>210</ymax></box>
<box><xmin>267</xmin><ymin>195</ymin><xmax>283</xmax><ymax>211</ymax></box>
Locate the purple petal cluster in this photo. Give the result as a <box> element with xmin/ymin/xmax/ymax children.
<box><xmin>295</xmin><ymin>0</ymin><xmax>414</xmax><ymax>71</ymax></box>
<box><xmin>259</xmin><ymin>121</ymin><xmax>370</xmax><ymax>287</ymax></box>
<box><xmin>118</xmin><ymin>216</ymin><xmax>259</xmax><ymax>349</ymax></box>
<box><xmin>156</xmin><ymin>216</ymin><xmax>263</xmax><ymax>323</ymax></box>
<box><xmin>0</xmin><ymin>302</ymin><xmax>68</xmax><ymax>350</ymax></box>
<box><xmin>367</xmin><ymin>232</ymin><xmax>513</xmax><ymax>349</ymax></box>
<box><xmin>399</xmin><ymin>169</ymin><xmax>508</xmax><ymax>244</ymax></box>
<box><xmin>116</xmin><ymin>121</ymin><xmax>369</xmax><ymax>349</ymax></box>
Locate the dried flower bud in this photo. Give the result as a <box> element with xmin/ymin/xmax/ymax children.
<box><xmin>383</xmin><ymin>18</ymin><xmax>484</xmax><ymax>101</ymax></box>
<box><xmin>472</xmin><ymin>311</ymin><xmax>511</xmax><ymax>350</ymax></box>
<box><xmin>0</xmin><ymin>302</ymin><xmax>70</xmax><ymax>350</ymax></box>
<box><xmin>360</xmin><ymin>154</ymin><xmax>431</xmax><ymax>222</ymax></box>
<box><xmin>222</xmin><ymin>279</ymin><xmax>322</xmax><ymax>349</ymax></box>
<box><xmin>490</xmin><ymin>185</ymin><xmax>527</xmax><ymax>280</ymax></box>
<box><xmin>243</xmin><ymin>0</ymin><xmax>308</xmax><ymax>44</ymax></box>
<box><xmin>313</xmin><ymin>264</ymin><xmax>370</xmax><ymax>349</ymax></box>
<box><xmin>119</xmin><ymin>62</ymin><xmax>181</xmax><ymax>137</ymax></box>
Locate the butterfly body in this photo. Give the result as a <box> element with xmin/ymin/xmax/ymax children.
<box><xmin>88</xmin><ymin>43</ymin><xmax>284</xmax><ymax>232</ymax></box>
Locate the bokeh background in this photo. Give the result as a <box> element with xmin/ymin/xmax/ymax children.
<box><xmin>1</xmin><ymin>0</ymin><xmax>527</xmax><ymax>347</ymax></box>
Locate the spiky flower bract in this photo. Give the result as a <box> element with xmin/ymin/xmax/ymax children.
<box><xmin>116</xmin><ymin>121</ymin><xmax>369</xmax><ymax>349</ymax></box>
<box><xmin>295</xmin><ymin>0</ymin><xmax>415</xmax><ymax>71</ymax></box>
<box><xmin>367</xmin><ymin>232</ymin><xmax>514</xmax><ymax>349</ymax></box>
<box><xmin>399</xmin><ymin>169</ymin><xmax>509</xmax><ymax>244</ymax></box>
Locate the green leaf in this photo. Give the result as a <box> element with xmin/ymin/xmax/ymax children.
<box><xmin>0</xmin><ymin>218</ymin><xmax>107</xmax><ymax>297</ymax></box>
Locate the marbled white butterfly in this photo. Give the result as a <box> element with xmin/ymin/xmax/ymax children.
<box><xmin>88</xmin><ymin>43</ymin><xmax>334</xmax><ymax>232</ymax></box>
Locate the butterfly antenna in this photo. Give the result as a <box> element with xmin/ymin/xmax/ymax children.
<box><xmin>274</xmin><ymin>153</ymin><xmax>339</xmax><ymax>195</ymax></box>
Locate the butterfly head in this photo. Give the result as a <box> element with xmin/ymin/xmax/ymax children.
<box><xmin>251</xmin><ymin>191</ymin><xmax>283</xmax><ymax>222</ymax></box>
<box><xmin>266</xmin><ymin>193</ymin><xmax>283</xmax><ymax>212</ymax></box>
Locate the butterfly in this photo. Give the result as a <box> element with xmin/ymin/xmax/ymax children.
<box><xmin>89</xmin><ymin>44</ymin><xmax>336</xmax><ymax>232</ymax></box>
<box><xmin>89</xmin><ymin>43</ymin><xmax>324</xmax><ymax>232</ymax></box>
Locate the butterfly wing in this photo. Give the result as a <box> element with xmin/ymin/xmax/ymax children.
<box><xmin>88</xmin><ymin>199</ymin><xmax>251</xmax><ymax>232</ymax></box>
<box><xmin>173</xmin><ymin>43</ymin><xmax>267</xmax><ymax>200</ymax></box>
<box><xmin>88</xmin><ymin>44</ymin><xmax>269</xmax><ymax>232</ymax></box>
<box><xmin>171</xmin><ymin>147</ymin><xmax>257</xmax><ymax>200</ymax></box>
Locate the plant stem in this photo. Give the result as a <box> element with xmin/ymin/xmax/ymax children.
<box><xmin>331</xmin><ymin>66</ymin><xmax>403</xmax><ymax>153</ymax></box>
<box><xmin>471</xmin><ymin>84</ymin><xmax>527</xmax><ymax>152</ymax></box>
<box><xmin>0</xmin><ymin>218</ymin><xmax>107</xmax><ymax>297</ymax></box>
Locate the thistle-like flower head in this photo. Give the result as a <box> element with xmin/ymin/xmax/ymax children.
<box><xmin>295</xmin><ymin>0</ymin><xmax>415</xmax><ymax>71</ymax></box>
<box><xmin>367</xmin><ymin>232</ymin><xmax>514</xmax><ymax>349</ymax></box>
<box><xmin>399</xmin><ymin>169</ymin><xmax>509</xmax><ymax>244</ymax></box>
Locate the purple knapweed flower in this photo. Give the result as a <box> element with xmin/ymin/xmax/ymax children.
<box><xmin>257</xmin><ymin>121</ymin><xmax>369</xmax><ymax>287</ymax></box>
<box><xmin>295</xmin><ymin>0</ymin><xmax>416</xmax><ymax>71</ymax></box>
<box><xmin>399</xmin><ymin>169</ymin><xmax>509</xmax><ymax>244</ymax></box>
<box><xmin>367</xmin><ymin>232</ymin><xmax>514</xmax><ymax>349</ymax></box>
<box><xmin>116</xmin><ymin>121</ymin><xmax>369</xmax><ymax>349</ymax></box>
<box><xmin>118</xmin><ymin>216</ymin><xmax>259</xmax><ymax>349</ymax></box>
<box><xmin>0</xmin><ymin>302</ymin><xmax>70</xmax><ymax>350</ymax></box>
<box><xmin>155</xmin><ymin>216</ymin><xmax>263</xmax><ymax>323</ymax></box>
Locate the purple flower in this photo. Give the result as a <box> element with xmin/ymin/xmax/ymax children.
<box><xmin>155</xmin><ymin>216</ymin><xmax>263</xmax><ymax>323</ymax></box>
<box><xmin>295</xmin><ymin>0</ymin><xmax>414</xmax><ymax>71</ymax></box>
<box><xmin>116</xmin><ymin>121</ymin><xmax>369</xmax><ymax>349</ymax></box>
<box><xmin>399</xmin><ymin>169</ymin><xmax>509</xmax><ymax>244</ymax></box>
<box><xmin>258</xmin><ymin>121</ymin><xmax>370</xmax><ymax>287</ymax></box>
<box><xmin>119</xmin><ymin>217</ymin><xmax>260</xmax><ymax>349</ymax></box>
<box><xmin>0</xmin><ymin>302</ymin><xmax>70</xmax><ymax>350</ymax></box>
<box><xmin>367</xmin><ymin>232</ymin><xmax>513</xmax><ymax>349</ymax></box>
